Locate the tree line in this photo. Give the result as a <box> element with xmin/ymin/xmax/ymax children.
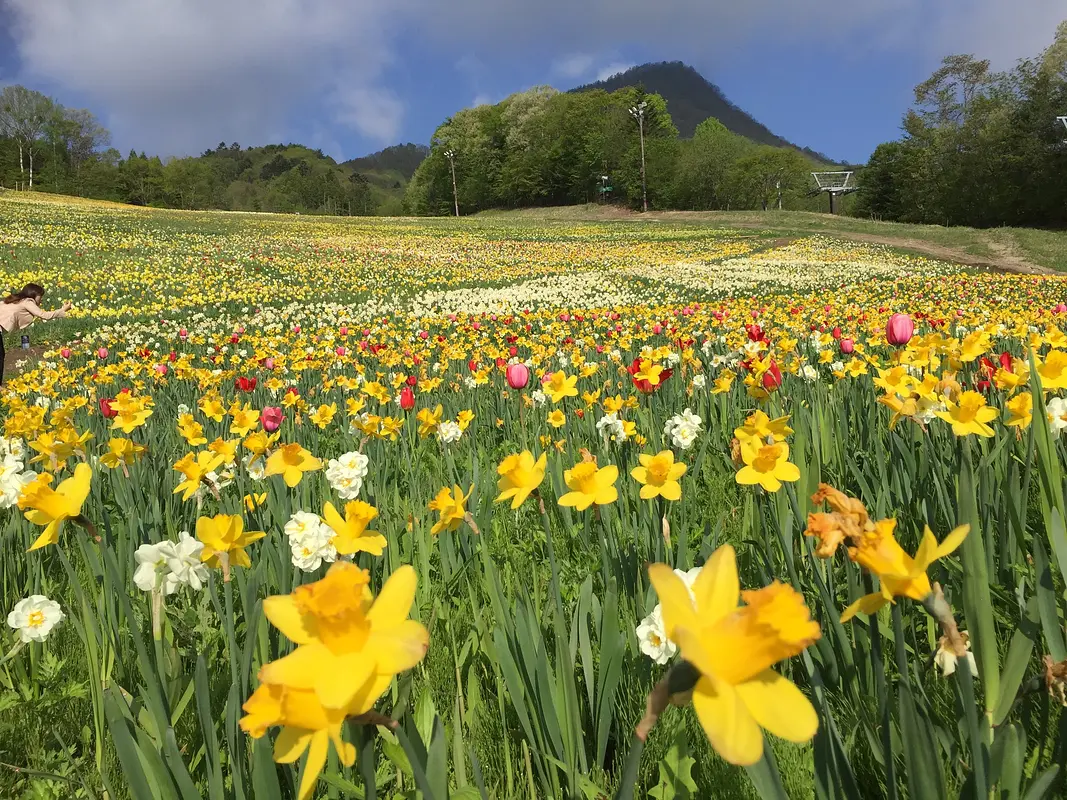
<box><xmin>0</xmin><ymin>86</ymin><xmax>387</xmax><ymax>215</ymax></box>
<box><xmin>404</xmin><ymin>85</ymin><xmax>836</xmax><ymax>215</ymax></box>
<box><xmin>857</xmin><ymin>21</ymin><xmax>1067</xmax><ymax>228</ymax></box>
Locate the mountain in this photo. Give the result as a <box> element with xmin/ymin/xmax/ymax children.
<box><xmin>343</xmin><ymin>143</ymin><xmax>428</xmax><ymax>180</ymax></box>
<box><xmin>570</xmin><ymin>62</ymin><xmax>834</xmax><ymax>162</ymax></box>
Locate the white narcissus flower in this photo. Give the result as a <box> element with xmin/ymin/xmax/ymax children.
<box><xmin>934</xmin><ymin>632</ymin><xmax>977</xmax><ymax>678</ymax></box>
<box><xmin>7</xmin><ymin>595</ymin><xmax>65</xmax><ymax>643</ymax></box>
<box><xmin>134</xmin><ymin>541</ymin><xmax>180</xmax><ymax>594</ymax></box>
<box><xmin>437</xmin><ymin>420</ymin><xmax>463</xmax><ymax>444</ymax></box>
<box><xmin>691</xmin><ymin>374</ymin><xmax>707</xmax><ymax>389</ymax></box>
<box><xmin>166</xmin><ymin>532</ymin><xmax>209</xmax><ymax>591</ymax></box>
<box><xmin>636</xmin><ymin>606</ymin><xmax>677</xmax><ymax>665</ymax></box>
<box><xmin>1047</xmin><ymin>397</ymin><xmax>1067</xmax><ymax>434</ymax></box>
<box><xmin>531</xmin><ymin>389</ymin><xmax>547</xmax><ymax>406</ymax></box>
<box><xmin>0</xmin><ymin>455</ymin><xmax>36</xmax><ymax>509</ymax></box>
<box><xmin>800</xmin><ymin>364</ymin><xmax>819</xmax><ymax>382</ymax></box>
<box><xmin>325</xmin><ymin>451</ymin><xmax>370</xmax><ymax>500</ymax></box>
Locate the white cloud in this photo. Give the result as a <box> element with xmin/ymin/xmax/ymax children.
<box><xmin>6</xmin><ymin>0</ymin><xmax>409</xmax><ymax>157</ymax></box>
<box><xmin>4</xmin><ymin>0</ymin><xmax>1062</xmax><ymax>157</ymax></box>
<box><xmin>595</xmin><ymin>62</ymin><xmax>635</xmax><ymax>82</ymax></box>
<box><xmin>552</xmin><ymin>53</ymin><xmax>595</xmax><ymax>79</ymax></box>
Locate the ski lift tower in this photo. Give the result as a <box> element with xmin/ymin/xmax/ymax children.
<box><xmin>811</xmin><ymin>171</ymin><xmax>858</xmax><ymax>215</ymax></box>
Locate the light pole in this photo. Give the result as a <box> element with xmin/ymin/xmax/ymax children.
<box><xmin>629</xmin><ymin>100</ymin><xmax>648</xmax><ymax>213</ymax></box>
<box><xmin>444</xmin><ymin>148</ymin><xmax>459</xmax><ymax>217</ymax></box>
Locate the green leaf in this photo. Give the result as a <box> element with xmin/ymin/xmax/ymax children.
<box><xmin>994</xmin><ymin>598</ymin><xmax>1040</xmax><ymax>725</ymax></box>
<box><xmin>648</xmin><ymin>732</ymin><xmax>698</xmax><ymax>800</ymax></box>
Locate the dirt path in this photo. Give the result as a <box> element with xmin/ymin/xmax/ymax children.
<box><xmin>824</xmin><ymin>230</ymin><xmax>1052</xmax><ymax>276</ymax></box>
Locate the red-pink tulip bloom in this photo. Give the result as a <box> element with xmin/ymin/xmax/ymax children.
<box><xmin>886</xmin><ymin>313</ymin><xmax>914</xmax><ymax>346</ymax></box>
<box><xmin>261</xmin><ymin>407</ymin><xmax>284</xmax><ymax>432</ymax></box>
<box><xmin>506</xmin><ymin>363</ymin><xmax>530</xmax><ymax>389</ymax></box>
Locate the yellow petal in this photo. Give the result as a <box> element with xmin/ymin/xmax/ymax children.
<box><xmin>691</xmin><ymin>675</ymin><xmax>763</xmax><ymax>766</ymax></box>
<box><xmin>734</xmin><ymin>669</ymin><xmax>818</xmax><ymax>743</ymax></box>
<box><xmin>691</xmin><ymin>545</ymin><xmax>739</xmax><ymax>624</ymax></box>
<box><xmin>659</xmin><ymin>481</ymin><xmax>682</xmax><ymax>502</ymax></box>
<box><xmin>647</xmin><ymin>564</ymin><xmax>698</xmax><ymax>642</ymax></box>
<box><xmin>297</xmin><ymin>730</ymin><xmax>329</xmax><ymax>800</ymax></box>
<box><xmin>259</xmin><ymin>643</ymin><xmax>330</xmax><ymax>690</ymax></box>
<box><xmin>912</xmin><ymin>526</ymin><xmax>940</xmax><ymax>572</ymax></box>
<box><xmin>274</xmin><ymin>726</ymin><xmax>312</xmax><ymax>763</ymax></box>
<box><xmin>840</xmin><ymin>592</ymin><xmax>888</xmax><ymax>623</ymax></box>
<box><xmin>27</xmin><ymin>522</ymin><xmax>61</xmax><ymax>551</ymax></box>
<box><xmin>367</xmin><ymin>565</ymin><xmax>417</xmax><ymax>628</ymax></box>
<box><xmin>368</xmin><ymin>619</ymin><xmax>429</xmax><ymax>673</ymax></box>
<box><xmin>263</xmin><ymin>596</ymin><xmax>315</xmax><ymax>644</ymax></box>
<box><xmin>934</xmin><ymin>524</ymin><xmax>970</xmax><ymax>561</ymax></box>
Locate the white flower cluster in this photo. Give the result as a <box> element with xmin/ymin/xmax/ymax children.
<box><xmin>800</xmin><ymin>364</ymin><xmax>819</xmax><ymax>382</ymax></box>
<box><xmin>7</xmin><ymin>595</ymin><xmax>65</xmax><ymax>643</ymax></box>
<box><xmin>596</xmin><ymin>412</ymin><xmax>627</xmax><ymax>444</ymax></box>
<box><xmin>437</xmin><ymin>420</ymin><xmax>463</xmax><ymax>444</ymax></box>
<box><xmin>691</xmin><ymin>374</ymin><xmax>707</xmax><ymax>390</ymax></box>
<box><xmin>133</xmin><ymin>533</ymin><xmax>209</xmax><ymax>594</ymax></box>
<box><xmin>664</xmin><ymin>408</ymin><xmax>702</xmax><ymax>450</ymax></box>
<box><xmin>325</xmin><ymin>451</ymin><xmax>370</xmax><ymax>499</ymax></box>
<box><xmin>284</xmin><ymin>511</ymin><xmax>337</xmax><ymax>572</ymax></box>
<box><xmin>1048</xmin><ymin>397</ymin><xmax>1067</xmax><ymax>435</ymax></box>
<box><xmin>0</xmin><ymin>438</ymin><xmax>36</xmax><ymax>509</ymax></box>
<box><xmin>636</xmin><ymin>566</ymin><xmax>702</xmax><ymax>664</ymax></box>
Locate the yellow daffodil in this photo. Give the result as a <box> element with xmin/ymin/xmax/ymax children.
<box><xmin>323</xmin><ymin>501</ymin><xmax>386</xmax><ymax>556</ymax></box>
<box><xmin>547</xmin><ymin>409</ymin><xmax>566</xmax><ymax>428</ymax></box>
<box><xmin>456</xmin><ymin>409</ymin><xmax>474</xmax><ymax>430</ymax></box>
<box><xmin>416</xmin><ymin>405</ymin><xmax>443</xmax><ymax>437</ymax></box>
<box><xmin>1004</xmin><ymin>392</ymin><xmax>1032</xmax><ymax>429</ymax></box>
<box><xmin>172</xmin><ymin>451</ymin><xmax>226</xmax><ymax>501</ymax></box>
<box><xmin>99</xmin><ymin>437</ymin><xmax>145</xmax><ymax>469</ymax></box>
<box><xmin>495</xmin><ymin>450</ymin><xmax>547</xmax><ymax>509</ymax></box>
<box><xmin>309</xmin><ymin>403</ymin><xmax>337</xmax><ymax>429</ymax></box>
<box><xmin>427</xmin><ymin>485</ymin><xmax>472</xmax><ymax>535</ymax></box>
<box><xmin>559</xmin><ymin>460</ymin><xmax>618</xmax><ymax>510</ymax></box>
<box><xmin>19</xmin><ymin>463</ymin><xmax>93</xmax><ymax>551</ymax></box>
<box><xmin>734</xmin><ymin>410</ymin><xmax>793</xmax><ymax>444</ymax></box>
<box><xmin>195</xmin><ymin>513</ymin><xmax>265</xmax><ymax>570</ymax></box>
<box><xmin>934</xmin><ymin>390</ymin><xmax>997</xmax><ymax>437</ymax></box>
<box><xmin>545</xmin><ymin>371</ymin><xmax>579</xmax><ymax>403</ymax></box>
<box><xmin>265</xmin><ymin>443</ymin><xmax>323</xmax><ymax>488</ymax></box>
<box><xmin>648</xmin><ymin>546</ymin><xmax>820</xmax><ymax>765</ymax></box>
<box><xmin>735</xmin><ymin>441</ymin><xmax>799</xmax><ymax>492</ymax></box>
<box><xmin>229</xmin><ymin>405</ymin><xmax>260</xmax><ymax>436</ymax></box>
<box><xmin>840</xmin><ymin>520</ymin><xmax>970</xmax><ymax>622</ymax></box>
<box><xmin>631</xmin><ymin>450</ymin><xmax>686</xmax><ymax>501</ymax></box>
<box><xmin>178</xmin><ymin>414</ymin><xmax>207</xmax><ymax>446</ymax></box>
<box><xmin>1037</xmin><ymin>350</ymin><xmax>1067</xmax><ymax>390</ymax></box>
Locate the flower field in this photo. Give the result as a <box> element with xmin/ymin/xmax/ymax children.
<box><xmin>2</xmin><ymin>191</ymin><xmax>1067</xmax><ymax>799</ymax></box>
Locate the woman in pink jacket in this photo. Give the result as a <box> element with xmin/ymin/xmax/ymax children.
<box><xmin>0</xmin><ymin>283</ymin><xmax>70</xmax><ymax>384</ymax></box>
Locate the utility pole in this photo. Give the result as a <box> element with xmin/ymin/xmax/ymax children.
<box><xmin>629</xmin><ymin>101</ymin><xmax>648</xmax><ymax>213</ymax></box>
<box><xmin>776</xmin><ymin>179</ymin><xmax>782</xmax><ymax>211</ymax></box>
<box><xmin>444</xmin><ymin>148</ymin><xmax>459</xmax><ymax>217</ymax></box>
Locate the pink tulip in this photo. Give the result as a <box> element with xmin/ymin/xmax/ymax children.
<box><xmin>472</xmin><ymin>322</ymin><xmax>481</xmax><ymax>331</ymax></box>
<box><xmin>339</xmin><ymin>326</ymin><xmax>348</xmax><ymax>336</ymax></box>
<box><xmin>506</xmin><ymin>363</ymin><xmax>530</xmax><ymax>389</ymax></box>
<box><xmin>419</xmin><ymin>330</ymin><xmax>429</xmax><ymax>340</ymax></box>
<box><xmin>97</xmin><ymin>347</ymin><xmax>109</xmax><ymax>359</ymax></box>
<box><xmin>60</xmin><ymin>348</ymin><xmax>71</xmax><ymax>359</ymax></box>
<box><xmin>263</xmin><ymin>357</ymin><xmax>275</xmax><ymax>370</ymax></box>
<box><xmin>261</xmin><ymin>407</ymin><xmax>284</xmax><ymax>432</ymax></box>
<box><xmin>840</xmin><ymin>338</ymin><xmax>854</xmax><ymax>355</ymax></box>
<box><xmin>652</xmin><ymin>324</ymin><xmax>663</xmax><ymax>335</ymax></box>
<box><xmin>886</xmin><ymin>313</ymin><xmax>914</xmax><ymax>346</ymax></box>
<box><xmin>292</xmin><ymin>325</ymin><xmax>301</xmax><ymax>334</ymax></box>
<box><xmin>179</xmin><ymin>328</ymin><xmax>188</xmax><ymax>339</ymax></box>
<box><xmin>335</xmin><ymin>346</ymin><xmax>346</xmax><ymax>357</ymax></box>
<box><xmin>1055</xmin><ymin>303</ymin><xmax>1067</xmax><ymax>314</ymax></box>
<box><xmin>154</xmin><ymin>364</ymin><xmax>168</xmax><ymax>375</ymax></box>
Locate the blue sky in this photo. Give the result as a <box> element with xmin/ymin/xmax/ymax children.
<box><xmin>1</xmin><ymin>0</ymin><xmax>1062</xmax><ymax>165</ymax></box>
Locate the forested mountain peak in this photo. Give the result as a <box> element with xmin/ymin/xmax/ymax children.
<box><xmin>570</xmin><ymin>61</ymin><xmax>833</xmax><ymax>161</ymax></box>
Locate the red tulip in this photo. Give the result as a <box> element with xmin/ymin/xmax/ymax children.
<box><xmin>999</xmin><ymin>352</ymin><xmax>1013</xmax><ymax>372</ymax></box>
<box><xmin>99</xmin><ymin>398</ymin><xmax>117</xmax><ymax>418</ymax></box>
<box><xmin>261</xmin><ymin>406</ymin><xmax>284</xmax><ymax>432</ymax></box>
<box><xmin>235</xmin><ymin>376</ymin><xmax>257</xmax><ymax>392</ymax></box>
<box><xmin>886</xmin><ymin>313</ymin><xmax>915</xmax><ymax>346</ymax></box>
<box><xmin>761</xmin><ymin>360</ymin><xmax>783</xmax><ymax>391</ymax></box>
<box><xmin>399</xmin><ymin>386</ymin><xmax>416</xmax><ymax>411</ymax></box>
<box><xmin>406</xmin><ymin>375</ymin><xmax>417</xmax><ymax>386</ymax></box>
<box><xmin>506</xmin><ymin>363</ymin><xmax>530</xmax><ymax>389</ymax></box>
<box><xmin>628</xmin><ymin>358</ymin><xmax>673</xmax><ymax>394</ymax></box>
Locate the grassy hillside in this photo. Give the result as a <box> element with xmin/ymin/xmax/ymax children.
<box><xmin>478</xmin><ymin>204</ymin><xmax>1067</xmax><ymax>273</ymax></box>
